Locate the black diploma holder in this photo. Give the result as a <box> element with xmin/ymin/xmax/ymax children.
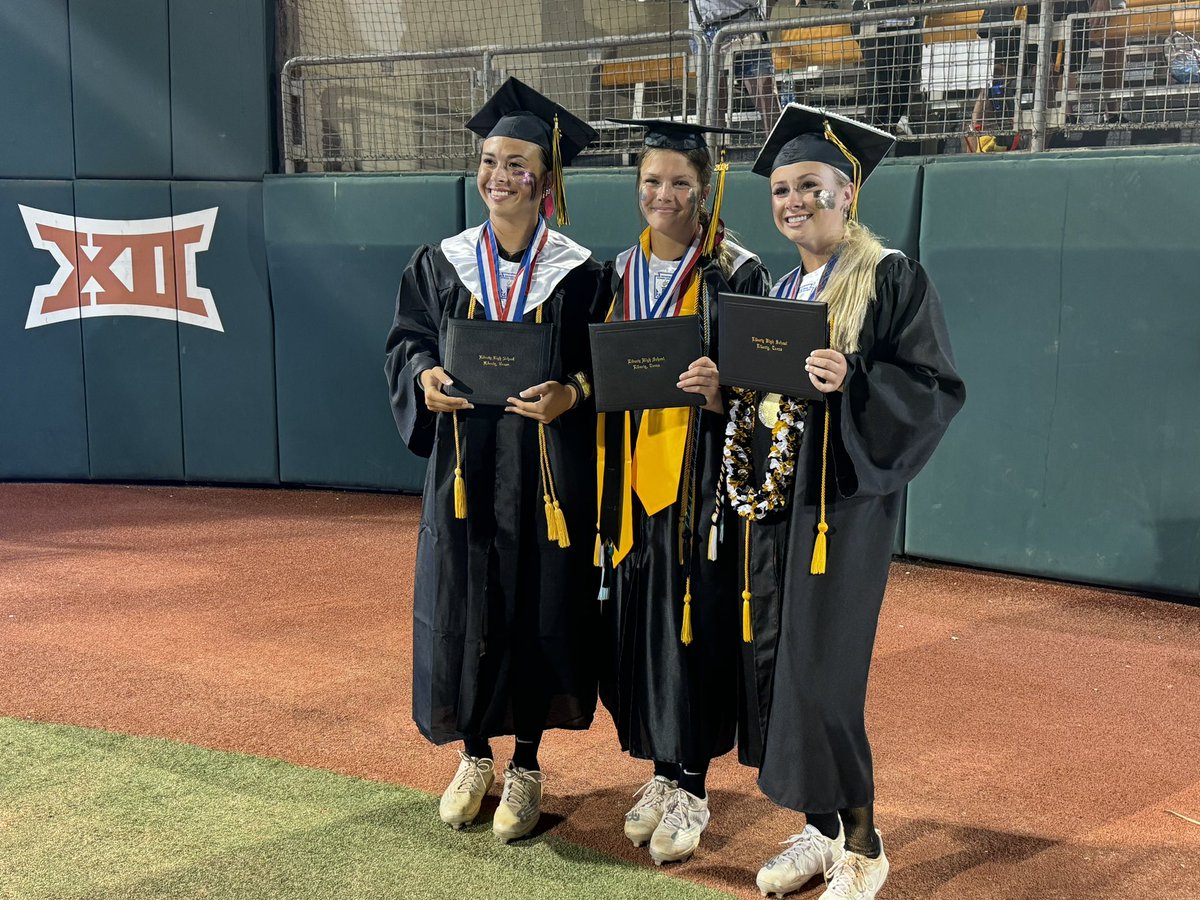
<box><xmin>588</xmin><ymin>316</ymin><xmax>704</xmax><ymax>413</ymax></box>
<box><xmin>718</xmin><ymin>292</ymin><xmax>829</xmax><ymax>401</ymax></box>
<box><xmin>442</xmin><ymin>317</ymin><xmax>558</xmax><ymax>406</ymax></box>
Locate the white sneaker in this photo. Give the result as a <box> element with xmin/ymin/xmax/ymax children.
<box><xmin>492</xmin><ymin>762</ymin><xmax>544</xmax><ymax>843</ymax></box>
<box><xmin>819</xmin><ymin>833</ymin><xmax>889</xmax><ymax>900</ymax></box>
<box><xmin>648</xmin><ymin>787</ymin><xmax>710</xmax><ymax>865</ymax></box>
<box><xmin>757</xmin><ymin>824</ymin><xmax>845</xmax><ymax>897</ymax></box>
<box><xmin>438</xmin><ymin>751</ymin><xmax>494</xmax><ymax>829</ymax></box>
<box><xmin>624</xmin><ymin>775</ymin><xmax>678</xmax><ymax>847</ymax></box>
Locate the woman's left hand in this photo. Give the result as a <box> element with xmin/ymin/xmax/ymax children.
<box><xmin>806</xmin><ymin>349</ymin><xmax>849</xmax><ymax>393</ymax></box>
<box><xmin>678</xmin><ymin>356</ymin><xmax>723</xmax><ymax>413</ymax></box>
<box><xmin>506</xmin><ymin>380</ymin><xmax>578</xmax><ymax>424</ymax></box>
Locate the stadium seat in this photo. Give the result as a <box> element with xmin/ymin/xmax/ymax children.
<box><xmin>772</xmin><ymin>24</ymin><xmax>861</xmax><ymax>71</ymax></box>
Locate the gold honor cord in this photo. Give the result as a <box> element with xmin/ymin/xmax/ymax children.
<box><xmin>451</xmin><ymin>296</ymin><xmax>568</xmax><ymax>548</ymax></box>
<box><xmin>742</xmin><ymin>517</ymin><xmax>753</xmax><ymax>643</ymax></box>
<box><xmin>811</xmin><ymin>314</ymin><xmax>835</xmax><ymax>575</ymax></box>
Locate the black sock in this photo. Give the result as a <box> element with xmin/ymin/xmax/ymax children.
<box><xmin>512</xmin><ymin>732</ymin><xmax>542</xmax><ymax>771</ymax></box>
<box><xmin>463</xmin><ymin>736</ymin><xmax>493</xmax><ymax>761</ymax></box>
<box><xmin>839</xmin><ymin>805</ymin><xmax>881</xmax><ymax>858</ymax></box>
<box><xmin>653</xmin><ymin>759</ymin><xmax>681</xmax><ymax>782</ymax></box>
<box><xmin>807</xmin><ymin>811</ymin><xmax>841</xmax><ymax>840</ymax></box>
<box><xmin>677</xmin><ymin>761</ymin><xmax>709</xmax><ymax>799</ymax></box>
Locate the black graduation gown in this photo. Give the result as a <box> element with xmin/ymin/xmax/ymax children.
<box><xmin>737</xmin><ymin>253</ymin><xmax>965</xmax><ymax>813</ymax></box>
<box><xmin>385</xmin><ymin>240</ymin><xmax>607</xmax><ymax>746</ymax></box>
<box><xmin>599</xmin><ymin>251</ymin><xmax>772</xmax><ymax>766</ymax></box>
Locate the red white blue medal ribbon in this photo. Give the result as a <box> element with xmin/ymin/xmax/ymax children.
<box><xmin>622</xmin><ymin>233</ymin><xmax>702</xmax><ymax>320</ymax></box>
<box><xmin>774</xmin><ymin>254</ymin><xmax>839</xmax><ymax>301</ymax></box>
<box><xmin>476</xmin><ymin>217</ymin><xmax>549</xmax><ymax>321</ymax></box>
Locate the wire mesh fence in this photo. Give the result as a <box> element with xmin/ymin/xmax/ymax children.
<box><xmin>278</xmin><ymin>0</ymin><xmax>1200</xmax><ymax>171</ymax></box>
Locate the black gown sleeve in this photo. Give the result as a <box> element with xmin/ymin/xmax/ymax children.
<box><xmin>727</xmin><ymin>256</ymin><xmax>772</xmax><ymax>297</ymax></box>
<box><xmin>557</xmin><ymin>258</ymin><xmax>610</xmax><ymax>414</ymax></box>
<box><xmin>384</xmin><ymin>245</ymin><xmax>446</xmax><ymax>459</ymax></box>
<box><xmin>832</xmin><ymin>254</ymin><xmax>966</xmax><ymax>498</ymax></box>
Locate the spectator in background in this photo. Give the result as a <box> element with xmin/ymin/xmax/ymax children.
<box><xmin>689</xmin><ymin>0</ymin><xmax>782</xmax><ymax>134</ymax></box>
<box><xmin>851</xmin><ymin>0</ymin><xmax>924</xmax><ymax>137</ymax></box>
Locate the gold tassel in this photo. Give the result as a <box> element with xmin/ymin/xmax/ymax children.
<box><xmin>810</xmin><ymin>401</ymin><xmax>831</xmax><ymax>575</ymax></box>
<box><xmin>594</xmin><ymin>532</ymin><xmax>602</xmax><ymax>567</ymax></box>
<box><xmin>553</xmin><ymin>501</ymin><xmax>570</xmax><ymax>549</ymax></box>
<box><xmin>741</xmin><ymin>519</ymin><xmax>753</xmax><ymax>643</ymax></box>
<box><xmin>544</xmin><ymin>492</ymin><xmax>558</xmax><ymax>542</ymax></box>
<box><xmin>551</xmin><ymin>114</ymin><xmax>569</xmax><ymax>227</ymax></box>
<box><xmin>702</xmin><ymin>151</ymin><xmax>729</xmax><ymax>256</ymax></box>
<box><xmin>823</xmin><ymin>119</ymin><xmax>862</xmax><ymax>222</ymax></box>
<box><xmin>452</xmin><ymin>410</ymin><xmax>467</xmax><ymax>520</ymax></box>
<box><xmin>680</xmin><ymin>578</ymin><xmax>693</xmax><ymax>646</ymax></box>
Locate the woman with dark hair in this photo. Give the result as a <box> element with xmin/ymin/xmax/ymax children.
<box><xmin>596</xmin><ymin>118</ymin><xmax>770</xmax><ymax>866</ymax></box>
<box><xmin>384</xmin><ymin>78</ymin><xmax>607</xmax><ymax>844</ymax></box>
<box><xmin>735</xmin><ymin>104</ymin><xmax>964</xmax><ymax>899</ymax></box>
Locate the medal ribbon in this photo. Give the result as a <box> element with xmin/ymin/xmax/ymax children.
<box><xmin>622</xmin><ymin>227</ymin><xmax>702</xmax><ymax>320</ymax></box>
<box><xmin>476</xmin><ymin>217</ymin><xmax>549</xmax><ymax>321</ymax></box>
<box><xmin>775</xmin><ymin>254</ymin><xmax>839</xmax><ymax>302</ymax></box>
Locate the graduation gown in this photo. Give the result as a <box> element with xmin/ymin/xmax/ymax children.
<box><xmin>384</xmin><ymin>224</ymin><xmax>607</xmax><ymax>745</ymax></box>
<box><xmin>738</xmin><ymin>252</ymin><xmax>965</xmax><ymax>813</ymax></box>
<box><xmin>599</xmin><ymin>243</ymin><xmax>771</xmax><ymax>765</ymax></box>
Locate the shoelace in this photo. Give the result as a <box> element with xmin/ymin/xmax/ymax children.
<box><xmin>775</xmin><ymin>830</ymin><xmax>826</xmax><ymax>867</ymax></box>
<box><xmin>825</xmin><ymin>852</ymin><xmax>873</xmax><ymax>894</ymax></box>
<box><xmin>502</xmin><ymin>767</ymin><xmax>544</xmax><ymax>811</ymax></box>
<box><xmin>628</xmin><ymin>777</ymin><xmax>674</xmax><ymax>816</ymax></box>
<box><xmin>660</xmin><ymin>789</ymin><xmax>698</xmax><ymax>831</ymax></box>
<box><xmin>452</xmin><ymin>752</ymin><xmax>492</xmax><ymax>792</ymax></box>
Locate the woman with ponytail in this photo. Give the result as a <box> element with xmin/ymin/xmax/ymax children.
<box><xmin>595</xmin><ymin>119</ymin><xmax>770</xmax><ymax>867</ymax></box>
<box><xmin>735</xmin><ymin>105</ymin><xmax>965</xmax><ymax>900</ymax></box>
<box><xmin>384</xmin><ymin>79</ymin><xmax>607</xmax><ymax>843</ymax></box>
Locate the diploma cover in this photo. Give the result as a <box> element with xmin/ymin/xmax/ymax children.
<box><xmin>589</xmin><ymin>316</ymin><xmax>704</xmax><ymax>413</ymax></box>
<box><xmin>718</xmin><ymin>292</ymin><xmax>828</xmax><ymax>400</ymax></box>
<box><xmin>442</xmin><ymin>317</ymin><xmax>557</xmax><ymax>406</ymax></box>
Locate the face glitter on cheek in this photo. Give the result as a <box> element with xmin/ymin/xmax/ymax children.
<box><xmin>639</xmin><ymin>186</ymin><xmax>655</xmax><ymax>207</ymax></box>
<box><xmin>517</xmin><ymin>171</ymin><xmax>535</xmax><ymax>189</ymax></box>
<box><xmin>814</xmin><ymin>189</ymin><xmax>837</xmax><ymax>210</ymax></box>
<box><xmin>686</xmin><ymin>188</ymin><xmax>698</xmax><ymax>213</ymax></box>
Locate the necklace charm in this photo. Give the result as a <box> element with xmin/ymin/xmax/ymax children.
<box><xmin>757</xmin><ymin>392</ymin><xmax>783</xmax><ymax>429</ymax></box>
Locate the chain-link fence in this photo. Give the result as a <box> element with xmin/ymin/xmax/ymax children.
<box><xmin>279</xmin><ymin>0</ymin><xmax>1200</xmax><ymax>171</ymax></box>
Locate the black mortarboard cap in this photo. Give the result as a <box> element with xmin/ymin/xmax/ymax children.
<box><xmin>607</xmin><ymin>118</ymin><xmax>748</xmax><ymax>152</ymax></box>
<box><xmin>751</xmin><ymin>103</ymin><xmax>895</xmax><ymax>182</ymax></box>
<box><xmin>466</xmin><ymin>77</ymin><xmax>597</xmax><ymax>165</ymax></box>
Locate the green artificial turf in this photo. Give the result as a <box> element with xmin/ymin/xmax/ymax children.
<box><xmin>0</xmin><ymin>718</ymin><xmax>735</xmax><ymax>900</ymax></box>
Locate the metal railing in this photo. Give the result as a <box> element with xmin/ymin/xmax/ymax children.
<box><xmin>281</xmin><ymin>2</ymin><xmax>1200</xmax><ymax>171</ymax></box>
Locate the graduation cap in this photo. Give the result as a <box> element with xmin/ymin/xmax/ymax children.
<box><xmin>752</xmin><ymin>104</ymin><xmax>895</xmax><ymax>220</ymax></box>
<box><xmin>466</xmin><ymin>77</ymin><xmax>598</xmax><ymax>226</ymax></box>
<box><xmin>607</xmin><ymin>118</ymin><xmax>748</xmax><ymax>255</ymax></box>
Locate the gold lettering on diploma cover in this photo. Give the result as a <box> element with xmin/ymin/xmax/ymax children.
<box><xmin>627</xmin><ymin>355</ymin><xmax>666</xmax><ymax>371</ymax></box>
<box><xmin>478</xmin><ymin>354</ymin><xmax>516</xmax><ymax>368</ymax></box>
<box><xmin>751</xmin><ymin>336</ymin><xmax>788</xmax><ymax>353</ymax></box>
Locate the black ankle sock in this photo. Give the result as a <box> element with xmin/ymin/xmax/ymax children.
<box><xmin>512</xmin><ymin>732</ymin><xmax>542</xmax><ymax>771</ymax></box>
<box><xmin>807</xmin><ymin>811</ymin><xmax>841</xmax><ymax>840</ymax></box>
<box><xmin>463</xmin><ymin>736</ymin><xmax>492</xmax><ymax>761</ymax></box>
<box><xmin>839</xmin><ymin>805</ymin><xmax>881</xmax><ymax>858</ymax></box>
<box><xmin>653</xmin><ymin>759</ymin><xmax>680</xmax><ymax>782</ymax></box>
<box><xmin>677</xmin><ymin>761</ymin><xmax>709</xmax><ymax>799</ymax></box>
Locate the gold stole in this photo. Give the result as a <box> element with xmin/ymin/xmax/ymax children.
<box><xmin>596</xmin><ymin>229</ymin><xmax>702</xmax><ymax>567</ymax></box>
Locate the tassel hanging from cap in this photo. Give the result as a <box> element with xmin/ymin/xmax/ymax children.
<box><xmin>551</xmin><ymin>114</ymin><xmax>569</xmax><ymax>227</ymax></box>
<box><xmin>680</xmin><ymin>577</ymin><xmax>694</xmax><ymax>646</ymax></box>
<box><xmin>810</xmin><ymin>400</ymin><xmax>831</xmax><ymax>575</ymax></box>
<box><xmin>702</xmin><ymin>149</ymin><xmax>729</xmax><ymax>257</ymax></box>
<box><xmin>742</xmin><ymin>518</ymin><xmax>753</xmax><ymax>643</ymax></box>
<box><xmin>823</xmin><ymin>119</ymin><xmax>862</xmax><ymax>222</ymax></box>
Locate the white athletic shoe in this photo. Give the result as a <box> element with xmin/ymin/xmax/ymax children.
<box><xmin>438</xmin><ymin>751</ymin><xmax>495</xmax><ymax>829</ymax></box>
<box><xmin>492</xmin><ymin>763</ymin><xmax>544</xmax><ymax>843</ymax></box>
<box><xmin>624</xmin><ymin>775</ymin><xmax>678</xmax><ymax>847</ymax></box>
<box><xmin>648</xmin><ymin>787</ymin><xmax>710</xmax><ymax>865</ymax></box>
<box><xmin>819</xmin><ymin>833</ymin><xmax>889</xmax><ymax>900</ymax></box>
<box><xmin>757</xmin><ymin>823</ymin><xmax>845</xmax><ymax>897</ymax></box>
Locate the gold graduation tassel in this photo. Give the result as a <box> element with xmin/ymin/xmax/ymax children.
<box><xmin>538</xmin><ymin>422</ymin><xmax>570</xmax><ymax>548</ymax></box>
<box><xmin>452</xmin><ymin>411</ymin><xmax>467</xmax><ymax>520</ymax></box>
<box><xmin>823</xmin><ymin>119</ymin><xmax>862</xmax><ymax>222</ymax></box>
<box><xmin>554</xmin><ymin>500</ymin><xmax>570</xmax><ymax>549</ymax></box>
<box><xmin>551</xmin><ymin>114</ymin><xmax>569</xmax><ymax>227</ymax></box>
<box><xmin>701</xmin><ymin>149</ymin><xmax>729</xmax><ymax>257</ymax></box>
<box><xmin>810</xmin><ymin>400</ymin><xmax>831</xmax><ymax>575</ymax></box>
<box><xmin>742</xmin><ymin>518</ymin><xmax>753</xmax><ymax>643</ymax></box>
<box><xmin>594</xmin><ymin>532</ymin><xmax>602</xmax><ymax>567</ymax></box>
<box><xmin>680</xmin><ymin>577</ymin><xmax>693</xmax><ymax>646</ymax></box>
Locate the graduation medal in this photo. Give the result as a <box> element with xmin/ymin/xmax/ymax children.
<box><xmin>757</xmin><ymin>392</ymin><xmax>783</xmax><ymax>428</ymax></box>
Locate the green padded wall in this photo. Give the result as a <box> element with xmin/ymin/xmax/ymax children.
<box><xmin>265</xmin><ymin>174</ymin><xmax>464</xmax><ymax>490</ymax></box>
<box><xmin>0</xmin><ymin>181</ymin><xmax>88</xmax><ymax>478</ymax></box>
<box><xmin>169</xmin><ymin>0</ymin><xmax>273</xmax><ymax>179</ymax></box>
<box><xmin>74</xmin><ymin>180</ymin><xmax>184</xmax><ymax>481</ymax></box>
<box><xmin>174</xmin><ymin>181</ymin><xmax>278</xmax><ymax>483</ymax></box>
<box><xmin>70</xmin><ymin>0</ymin><xmax>172</xmax><ymax>179</ymax></box>
<box><xmin>912</xmin><ymin>152</ymin><xmax>1200</xmax><ymax>595</ymax></box>
<box><xmin>0</xmin><ymin>1</ymin><xmax>74</xmax><ymax>179</ymax></box>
